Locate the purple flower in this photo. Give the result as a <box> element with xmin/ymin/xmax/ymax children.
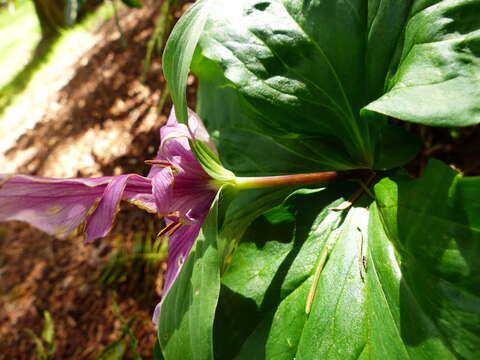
<box><xmin>0</xmin><ymin>108</ymin><xmax>219</xmax><ymax>322</ymax></box>
<box><xmin>0</xmin><ymin>174</ymin><xmax>156</xmax><ymax>242</ymax></box>
<box><xmin>149</xmin><ymin>109</ymin><xmax>220</xmax><ymax>323</ymax></box>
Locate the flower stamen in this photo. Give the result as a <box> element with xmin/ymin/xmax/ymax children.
<box><xmin>145</xmin><ymin>160</ymin><xmax>173</xmax><ymax>167</ymax></box>
<box><xmin>157</xmin><ymin>221</ymin><xmax>178</xmax><ymax>238</ymax></box>
<box><xmin>166</xmin><ymin>222</ymin><xmax>183</xmax><ymax>237</ymax></box>
<box><xmin>157</xmin><ymin>220</ymin><xmax>184</xmax><ymax>239</ymax></box>
<box><xmin>145</xmin><ymin>160</ymin><xmax>179</xmax><ymax>175</ymax></box>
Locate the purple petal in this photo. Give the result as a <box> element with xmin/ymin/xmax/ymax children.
<box><xmin>0</xmin><ymin>174</ymin><xmax>154</xmax><ymax>241</ymax></box>
<box><xmin>164</xmin><ymin>220</ymin><xmax>203</xmax><ymax>291</ymax></box>
<box><xmin>151</xmin><ymin>167</ymin><xmax>174</xmax><ymax>216</ymax></box>
<box><xmin>187</xmin><ymin>109</ymin><xmax>218</xmax><ymax>155</ymax></box>
<box><xmin>151</xmin><ymin>166</ymin><xmax>215</xmax><ymax>223</ymax></box>
<box><xmin>147</xmin><ymin>108</ymin><xmax>218</xmax><ymax>178</ymax></box>
<box><xmin>85</xmin><ymin>175</ymin><xmax>152</xmax><ymax>242</ymax></box>
<box><xmin>170</xmin><ymin>172</ymin><xmax>216</xmax><ymax>222</ymax></box>
<box><xmin>152</xmin><ymin>219</ymin><xmax>203</xmax><ymax>325</ymax></box>
<box><xmin>160</xmin><ymin>126</ymin><xmax>197</xmax><ymax>169</ymax></box>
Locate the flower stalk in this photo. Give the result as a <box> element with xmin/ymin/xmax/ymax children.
<box><xmin>233</xmin><ymin>169</ymin><xmax>372</xmax><ymax>190</ymax></box>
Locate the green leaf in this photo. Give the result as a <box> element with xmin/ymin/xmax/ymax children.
<box><xmin>97</xmin><ymin>342</ymin><xmax>127</xmax><ymax>360</ymax></box>
<box><xmin>364</xmin><ymin>0</ymin><xmax>480</xmax><ymax>127</ymax></box>
<box><xmin>370</xmin><ymin>118</ymin><xmax>421</xmax><ymax>171</ymax></box>
<box><xmin>41</xmin><ymin>311</ymin><xmax>54</xmax><ymax>345</ymax></box>
<box><xmin>195</xmin><ymin>59</ymin><xmax>335</xmax><ymax>175</ymax></box>
<box><xmin>158</xmin><ymin>189</ymin><xmax>223</xmax><ymax>360</ymax></box>
<box><xmin>213</xmin><ymin>183</ymin><xmax>359</xmax><ymax>359</ymax></box>
<box><xmin>153</xmin><ymin>340</ymin><xmax>164</xmax><ymax>360</ymax></box>
<box><xmin>163</xmin><ymin>0</ymin><xmax>212</xmax><ymax>123</ymax></box>
<box><xmin>193</xmin><ymin>0</ymin><xmax>423</xmax><ymax>170</ymax></box>
<box><xmin>212</xmin><ymin>160</ymin><xmax>480</xmax><ymax>359</ymax></box>
<box><xmin>373</xmin><ymin>160</ymin><xmax>480</xmax><ymax>359</ymax></box>
<box><xmin>196</xmin><ymin>0</ymin><xmax>373</xmax><ymax>168</ymax></box>
<box><xmin>25</xmin><ymin>329</ymin><xmax>47</xmax><ymax>360</ymax></box>
<box><xmin>162</xmin><ymin>2</ymin><xmax>480</xmax><ymax>358</ymax></box>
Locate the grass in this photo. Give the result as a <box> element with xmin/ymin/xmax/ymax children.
<box><xmin>100</xmin><ymin>221</ymin><xmax>167</xmax><ymax>304</ymax></box>
<box><xmin>0</xmin><ymin>1</ymin><xmax>40</xmax><ymax>88</ymax></box>
<box><xmin>0</xmin><ymin>1</ymin><xmax>115</xmax><ymax>123</ymax></box>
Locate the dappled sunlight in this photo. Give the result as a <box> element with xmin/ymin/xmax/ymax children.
<box><xmin>0</xmin><ymin>1</ymin><xmax>40</xmax><ymax>88</ymax></box>
<box><xmin>0</xmin><ymin>0</ymin><xmax>175</xmax><ymax>357</ymax></box>
<box><xmin>0</xmin><ymin>3</ymin><xmax>113</xmax><ymax>154</ymax></box>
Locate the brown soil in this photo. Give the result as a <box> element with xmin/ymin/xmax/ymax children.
<box><xmin>407</xmin><ymin>124</ymin><xmax>480</xmax><ymax>176</ymax></box>
<box><xmin>0</xmin><ymin>1</ymin><xmax>191</xmax><ymax>358</ymax></box>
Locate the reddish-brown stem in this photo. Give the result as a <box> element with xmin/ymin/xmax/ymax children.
<box><xmin>235</xmin><ymin>169</ymin><xmax>372</xmax><ymax>190</ymax></box>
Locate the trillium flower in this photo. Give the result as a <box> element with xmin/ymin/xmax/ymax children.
<box><xmin>148</xmin><ymin>109</ymin><xmax>224</xmax><ymax>323</ymax></box>
<box><xmin>0</xmin><ymin>106</ymin><xmax>368</xmax><ymax>325</ymax></box>
<box><xmin>0</xmin><ymin>108</ymin><xmax>222</xmax><ymax>322</ymax></box>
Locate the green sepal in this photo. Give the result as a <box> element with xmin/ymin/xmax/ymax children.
<box><xmin>191</xmin><ymin>139</ymin><xmax>236</xmax><ymax>185</ymax></box>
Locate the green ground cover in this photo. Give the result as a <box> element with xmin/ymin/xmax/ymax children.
<box><xmin>0</xmin><ymin>1</ymin><xmax>40</xmax><ymax>88</ymax></box>
<box><xmin>0</xmin><ymin>0</ymin><xmax>114</xmax><ymax>120</ymax></box>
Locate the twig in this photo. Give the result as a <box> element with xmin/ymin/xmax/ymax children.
<box><xmin>329</xmin><ymin>173</ymin><xmax>376</xmax><ymax>211</ymax></box>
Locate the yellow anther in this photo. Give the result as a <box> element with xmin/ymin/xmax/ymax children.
<box><xmin>47</xmin><ymin>206</ymin><xmax>62</xmax><ymax>215</ymax></box>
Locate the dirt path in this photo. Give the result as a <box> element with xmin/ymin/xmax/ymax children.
<box><xmin>0</xmin><ymin>3</ymin><xmax>167</xmax><ymax>177</ymax></box>
<box><xmin>0</xmin><ymin>1</ymin><xmax>178</xmax><ymax>358</ymax></box>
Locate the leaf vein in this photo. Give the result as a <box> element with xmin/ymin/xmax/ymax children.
<box><xmin>243</xmin><ymin>28</ymin><xmax>352</xmax><ymax>123</ymax></box>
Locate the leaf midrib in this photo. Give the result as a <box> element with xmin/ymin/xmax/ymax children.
<box><xmin>210</xmin><ymin>36</ymin><xmax>344</xmax><ymax>124</ymax></box>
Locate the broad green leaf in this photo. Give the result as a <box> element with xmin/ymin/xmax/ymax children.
<box><xmin>197</xmin><ymin>0</ymin><xmax>373</xmax><ymax>168</ymax></box>
<box><xmin>173</xmin><ymin>0</ymin><xmax>480</xmax><ymax>171</ymax></box>
<box><xmin>213</xmin><ymin>160</ymin><xmax>480</xmax><ymax>359</ymax></box>
<box><xmin>158</xmin><ymin>189</ymin><xmax>222</xmax><ymax>360</ymax></box>
<box><xmin>193</xmin><ymin>0</ymin><xmax>421</xmax><ymax>170</ymax></box>
<box><xmin>196</xmin><ymin>58</ymin><xmax>420</xmax><ymax>173</ymax></box>
<box><xmin>195</xmin><ymin>59</ymin><xmax>340</xmax><ymax>175</ymax></box>
<box><xmin>153</xmin><ymin>340</ymin><xmax>164</xmax><ymax>360</ymax></box>
<box><xmin>162</xmin><ymin>2</ymin><xmax>480</xmax><ymax>359</ymax></box>
<box><xmin>163</xmin><ymin>0</ymin><xmax>212</xmax><ymax>123</ymax></box>
<box><xmin>364</xmin><ymin>0</ymin><xmax>480</xmax><ymax>126</ymax></box>
<box><xmin>213</xmin><ymin>183</ymin><xmax>358</xmax><ymax>359</ymax></box>
<box><xmin>373</xmin><ymin>160</ymin><xmax>480</xmax><ymax>359</ymax></box>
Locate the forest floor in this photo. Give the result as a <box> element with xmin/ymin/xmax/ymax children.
<box><xmin>0</xmin><ymin>1</ymin><xmax>194</xmax><ymax>358</ymax></box>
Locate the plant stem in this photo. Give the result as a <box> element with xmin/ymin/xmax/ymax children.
<box><xmin>235</xmin><ymin>169</ymin><xmax>371</xmax><ymax>190</ymax></box>
<box><xmin>142</xmin><ymin>0</ymin><xmax>181</xmax><ymax>82</ymax></box>
<box><xmin>306</xmin><ymin>244</ymin><xmax>329</xmax><ymax>314</ymax></box>
<box><xmin>111</xmin><ymin>0</ymin><xmax>127</xmax><ymax>48</ymax></box>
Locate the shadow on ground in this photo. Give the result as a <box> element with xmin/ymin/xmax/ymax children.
<box><xmin>4</xmin><ymin>0</ymin><xmax>185</xmax><ymax>178</ymax></box>
<box><xmin>0</xmin><ymin>0</ymin><xmax>194</xmax><ymax>358</ymax></box>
